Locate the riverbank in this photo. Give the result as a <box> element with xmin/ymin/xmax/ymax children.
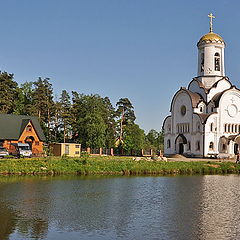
<box><xmin>0</xmin><ymin>156</ymin><xmax>239</xmax><ymax>176</ymax></box>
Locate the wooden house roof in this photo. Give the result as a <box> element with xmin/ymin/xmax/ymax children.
<box><xmin>0</xmin><ymin>114</ymin><xmax>46</xmax><ymax>141</ymax></box>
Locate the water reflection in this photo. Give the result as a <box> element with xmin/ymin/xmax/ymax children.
<box><xmin>0</xmin><ymin>175</ymin><xmax>240</xmax><ymax>239</ymax></box>
<box><xmin>198</xmin><ymin>175</ymin><xmax>240</xmax><ymax>240</ymax></box>
<box><xmin>0</xmin><ymin>201</ymin><xmax>17</xmax><ymax>240</ymax></box>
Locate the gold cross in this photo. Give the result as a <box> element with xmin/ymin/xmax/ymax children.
<box><xmin>208</xmin><ymin>13</ymin><xmax>215</xmax><ymax>32</ymax></box>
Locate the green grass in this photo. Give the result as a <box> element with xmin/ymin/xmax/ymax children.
<box><xmin>0</xmin><ymin>156</ymin><xmax>239</xmax><ymax>176</ymax></box>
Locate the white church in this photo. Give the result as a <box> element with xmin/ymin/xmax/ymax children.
<box><xmin>163</xmin><ymin>14</ymin><xmax>240</xmax><ymax>158</ymax></box>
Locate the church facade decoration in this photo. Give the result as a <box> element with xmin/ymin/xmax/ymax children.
<box><xmin>163</xmin><ymin>14</ymin><xmax>240</xmax><ymax>158</ymax></box>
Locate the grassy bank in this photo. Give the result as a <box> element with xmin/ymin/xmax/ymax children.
<box><xmin>0</xmin><ymin>156</ymin><xmax>239</xmax><ymax>176</ymax></box>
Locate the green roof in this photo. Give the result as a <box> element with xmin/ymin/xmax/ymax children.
<box><xmin>0</xmin><ymin>114</ymin><xmax>46</xmax><ymax>141</ymax></box>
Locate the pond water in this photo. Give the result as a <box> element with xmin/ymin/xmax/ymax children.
<box><xmin>0</xmin><ymin>175</ymin><xmax>240</xmax><ymax>240</ymax></box>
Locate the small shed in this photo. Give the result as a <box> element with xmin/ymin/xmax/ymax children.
<box><xmin>50</xmin><ymin>143</ymin><xmax>81</xmax><ymax>157</ymax></box>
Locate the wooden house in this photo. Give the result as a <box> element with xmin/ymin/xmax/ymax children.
<box><xmin>0</xmin><ymin>114</ymin><xmax>46</xmax><ymax>156</ymax></box>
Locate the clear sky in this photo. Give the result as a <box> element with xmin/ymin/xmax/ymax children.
<box><xmin>0</xmin><ymin>0</ymin><xmax>239</xmax><ymax>132</ymax></box>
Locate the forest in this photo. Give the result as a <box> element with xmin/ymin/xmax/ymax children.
<box><xmin>0</xmin><ymin>71</ymin><xmax>163</xmax><ymax>155</ymax></box>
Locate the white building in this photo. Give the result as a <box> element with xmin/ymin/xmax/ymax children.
<box><xmin>163</xmin><ymin>14</ymin><xmax>240</xmax><ymax>158</ymax></box>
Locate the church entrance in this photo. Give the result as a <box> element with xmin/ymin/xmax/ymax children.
<box><xmin>179</xmin><ymin>143</ymin><xmax>184</xmax><ymax>154</ymax></box>
<box><xmin>175</xmin><ymin>134</ymin><xmax>187</xmax><ymax>155</ymax></box>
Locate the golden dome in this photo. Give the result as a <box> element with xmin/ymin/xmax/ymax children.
<box><xmin>198</xmin><ymin>32</ymin><xmax>224</xmax><ymax>45</ymax></box>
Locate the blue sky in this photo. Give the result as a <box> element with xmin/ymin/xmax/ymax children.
<box><xmin>0</xmin><ymin>0</ymin><xmax>239</xmax><ymax>132</ymax></box>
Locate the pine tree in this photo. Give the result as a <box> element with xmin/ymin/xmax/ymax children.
<box><xmin>32</xmin><ymin>77</ymin><xmax>55</xmax><ymax>142</ymax></box>
<box><xmin>116</xmin><ymin>98</ymin><xmax>136</xmax><ymax>142</ymax></box>
<box><xmin>0</xmin><ymin>72</ymin><xmax>18</xmax><ymax>113</ymax></box>
<box><xmin>59</xmin><ymin>90</ymin><xmax>71</xmax><ymax>143</ymax></box>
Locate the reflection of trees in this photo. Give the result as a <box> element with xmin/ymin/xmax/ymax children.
<box><xmin>0</xmin><ymin>177</ymin><xmax>50</xmax><ymax>240</ymax></box>
<box><xmin>16</xmin><ymin>218</ymin><xmax>48</xmax><ymax>240</ymax></box>
<box><xmin>0</xmin><ymin>202</ymin><xmax>17</xmax><ymax>240</ymax></box>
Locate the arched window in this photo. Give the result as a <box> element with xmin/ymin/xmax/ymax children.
<box><xmin>26</xmin><ymin>125</ymin><xmax>32</xmax><ymax>132</ymax></box>
<box><xmin>201</xmin><ymin>52</ymin><xmax>204</xmax><ymax>72</ymax></box>
<box><xmin>196</xmin><ymin>141</ymin><xmax>200</xmax><ymax>151</ymax></box>
<box><xmin>215</xmin><ymin>52</ymin><xmax>220</xmax><ymax>71</ymax></box>
<box><xmin>224</xmin><ymin>124</ymin><xmax>227</xmax><ymax>132</ymax></box>
<box><xmin>209</xmin><ymin>142</ymin><xmax>214</xmax><ymax>150</ymax></box>
<box><xmin>200</xmin><ymin>107</ymin><xmax>203</xmax><ymax>112</ymax></box>
<box><xmin>167</xmin><ymin>139</ymin><xmax>171</xmax><ymax>149</ymax></box>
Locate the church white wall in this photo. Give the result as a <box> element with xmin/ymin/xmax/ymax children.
<box><xmin>163</xmin><ymin>116</ymin><xmax>174</xmax><ymax>155</ymax></box>
<box><xmin>172</xmin><ymin>91</ymin><xmax>193</xmax><ymax>133</ymax></box>
<box><xmin>218</xmin><ymin>89</ymin><xmax>240</xmax><ymax>132</ymax></box>
<box><xmin>204</xmin><ymin>114</ymin><xmax>218</xmax><ymax>156</ymax></box>
<box><xmin>190</xmin><ymin>114</ymin><xmax>203</xmax><ymax>156</ymax></box>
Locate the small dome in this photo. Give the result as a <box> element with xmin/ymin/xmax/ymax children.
<box><xmin>198</xmin><ymin>32</ymin><xmax>224</xmax><ymax>45</ymax></box>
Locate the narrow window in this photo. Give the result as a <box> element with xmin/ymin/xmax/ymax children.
<box><xmin>235</xmin><ymin>125</ymin><xmax>238</xmax><ymax>133</ymax></box>
<box><xmin>196</xmin><ymin>141</ymin><xmax>200</xmax><ymax>151</ymax></box>
<box><xmin>232</xmin><ymin>124</ymin><xmax>234</xmax><ymax>133</ymax></box>
<box><xmin>201</xmin><ymin>53</ymin><xmax>204</xmax><ymax>72</ymax></box>
<box><xmin>200</xmin><ymin>107</ymin><xmax>203</xmax><ymax>112</ymax></box>
<box><xmin>210</xmin><ymin>123</ymin><xmax>213</xmax><ymax>132</ymax></box>
<box><xmin>228</xmin><ymin>124</ymin><xmax>231</xmax><ymax>133</ymax></box>
<box><xmin>187</xmin><ymin>141</ymin><xmax>191</xmax><ymax>151</ymax></box>
<box><xmin>224</xmin><ymin>124</ymin><xmax>227</xmax><ymax>132</ymax></box>
<box><xmin>215</xmin><ymin>52</ymin><xmax>220</xmax><ymax>71</ymax></box>
<box><xmin>167</xmin><ymin>140</ymin><xmax>171</xmax><ymax>149</ymax></box>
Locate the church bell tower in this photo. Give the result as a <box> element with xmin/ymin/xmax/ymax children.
<box><xmin>197</xmin><ymin>13</ymin><xmax>225</xmax><ymax>89</ymax></box>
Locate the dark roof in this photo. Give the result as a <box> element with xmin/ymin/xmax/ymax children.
<box><xmin>188</xmin><ymin>78</ymin><xmax>208</xmax><ymax>93</ymax></box>
<box><xmin>184</xmin><ymin>89</ymin><xmax>203</xmax><ymax>107</ymax></box>
<box><xmin>170</xmin><ymin>88</ymin><xmax>203</xmax><ymax>112</ymax></box>
<box><xmin>0</xmin><ymin>114</ymin><xmax>46</xmax><ymax>141</ymax></box>
<box><xmin>188</xmin><ymin>77</ymin><xmax>231</xmax><ymax>93</ymax></box>
<box><xmin>196</xmin><ymin>113</ymin><xmax>217</xmax><ymax>123</ymax></box>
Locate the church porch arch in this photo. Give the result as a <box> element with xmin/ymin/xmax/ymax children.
<box><xmin>175</xmin><ymin>134</ymin><xmax>187</xmax><ymax>154</ymax></box>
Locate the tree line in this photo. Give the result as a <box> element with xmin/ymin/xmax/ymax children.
<box><xmin>0</xmin><ymin>71</ymin><xmax>163</xmax><ymax>154</ymax></box>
